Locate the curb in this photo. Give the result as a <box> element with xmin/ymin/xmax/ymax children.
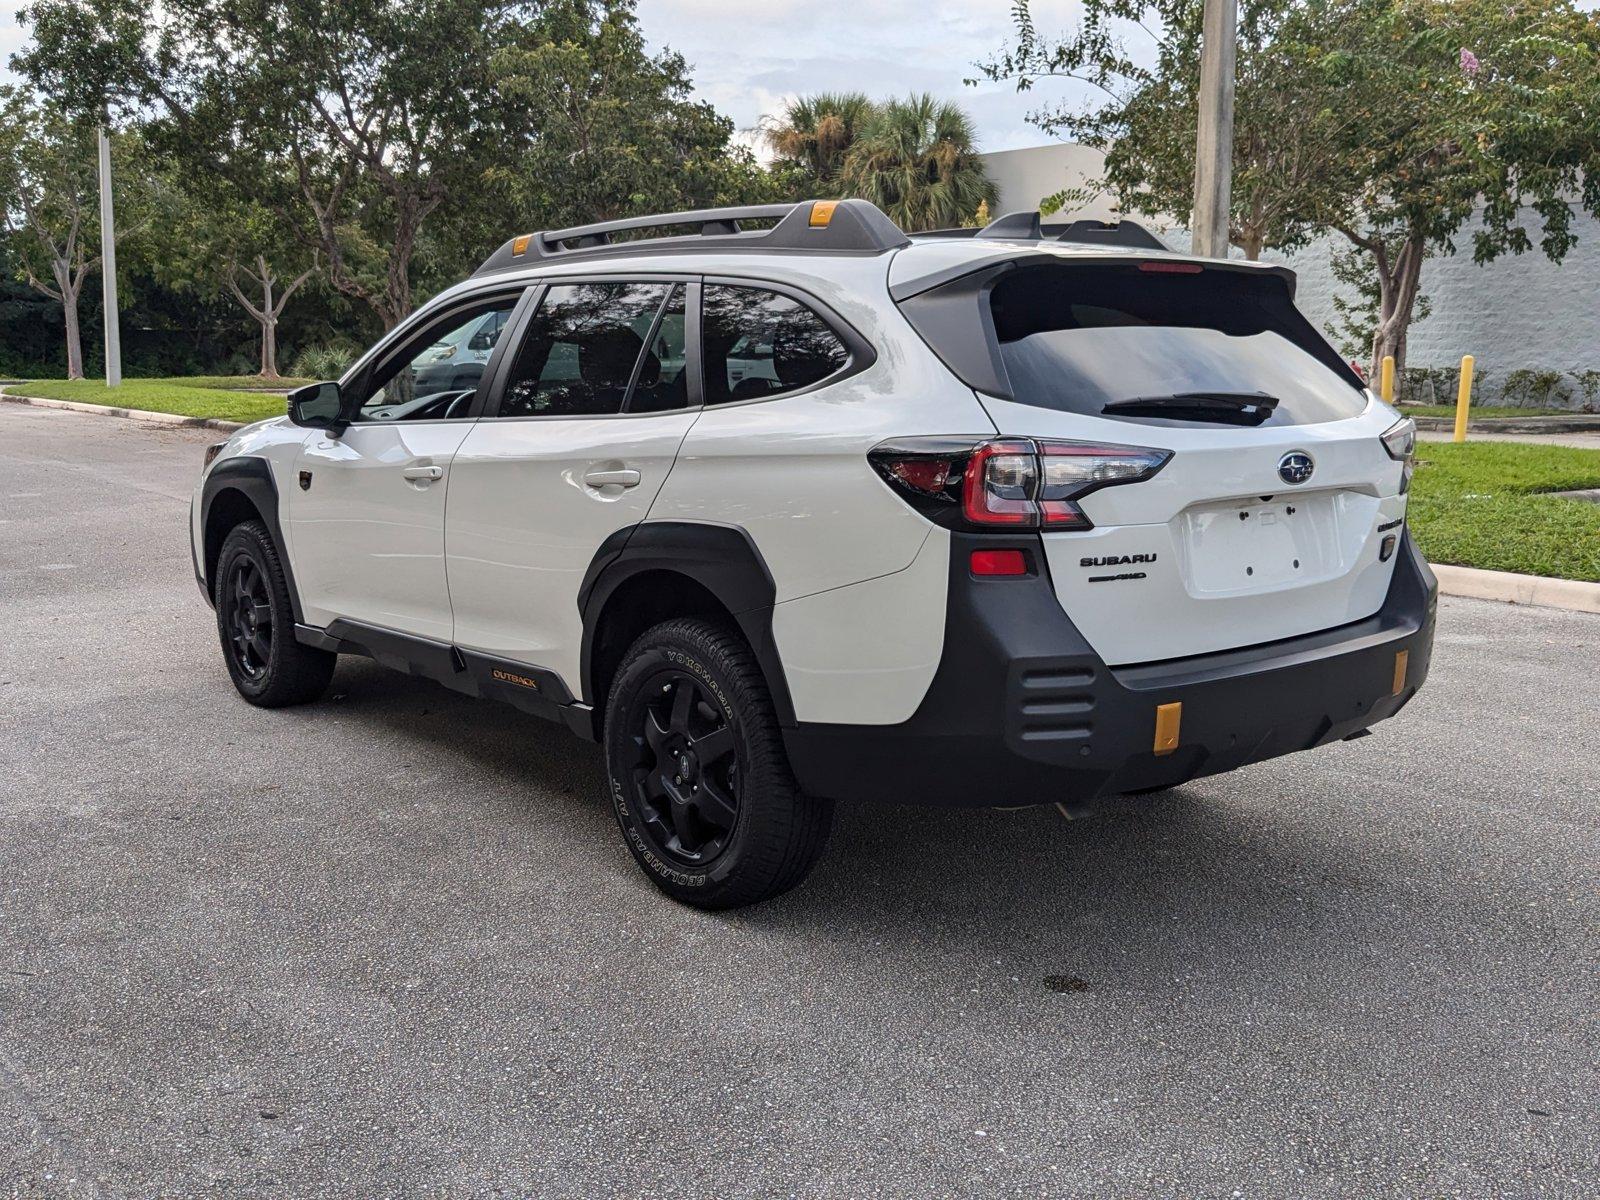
<box><xmin>0</xmin><ymin>388</ymin><xmax>247</xmax><ymax>432</ymax></box>
<box><xmin>1412</xmin><ymin>415</ymin><xmax>1600</xmax><ymax>434</ymax></box>
<box><xmin>8</xmin><ymin>386</ymin><xmax>1600</xmax><ymax>618</ymax></box>
<box><xmin>1432</xmin><ymin>564</ymin><xmax>1600</xmax><ymax>615</ymax></box>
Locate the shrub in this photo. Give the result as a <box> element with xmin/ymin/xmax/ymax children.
<box><xmin>1497</xmin><ymin>369</ymin><xmax>1574</xmax><ymax>409</ymax></box>
<box><xmin>289</xmin><ymin>344</ymin><xmax>355</xmax><ymax>381</ymax></box>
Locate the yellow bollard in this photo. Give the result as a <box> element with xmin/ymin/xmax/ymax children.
<box><xmin>1453</xmin><ymin>355</ymin><xmax>1475</xmax><ymax>444</ymax></box>
<box><xmin>1380</xmin><ymin>355</ymin><xmax>1396</xmax><ymax>404</ymax></box>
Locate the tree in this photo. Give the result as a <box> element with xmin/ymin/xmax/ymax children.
<box><xmin>483</xmin><ymin>0</ymin><xmax>778</xmax><ymax>234</ymax></box>
<box><xmin>17</xmin><ymin>0</ymin><xmax>776</xmax><ymax>330</ymax></box>
<box><xmin>151</xmin><ymin>181</ymin><xmax>319</xmax><ymax>378</ymax></box>
<box><xmin>1314</xmin><ymin>0</ymin><xmax>1600</xmax><ymax>373</ymax></box>
<box><xmin>977</xmin><ymin>0</ymin><xmax>1600</xmax><ymax>374</ymax></box>
<box><xmin>975</xmin><ymin>0</ymin><xmax>1351</xmax><ymax>259</ymax></box>
<box><xmin>837</xmin><ymin>94</ymin><xmax>997</xmax><ymax>232</ymax></box>
<box><xmin>761</xmin><ymin>92</ymin><xmax>877</xmax><ymax>195</ymax></box>
<box><xmin>19</xmin><ymin>0</ymin><xmax>539</xmax><ymax>329</ymax></box>
<box><xmin>0</xmin><ymin>89</ymin><xmax>110</xmax><ymax>379</ymax></box>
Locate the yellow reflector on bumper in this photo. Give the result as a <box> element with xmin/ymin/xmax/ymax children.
<box><xmin>1153</xmin><ymin>702</ymin><xmax>1182</xmax><ymax>756</ymax></box>
<box><xmin>809</xmin><ymin>200</ymin><xmax>839</xmax><ymax>227</ymax></box>
<box><xmin>1392</xmin><ymin>650</ymin><xmax>1409</xmax><ymax>696</ymax></box>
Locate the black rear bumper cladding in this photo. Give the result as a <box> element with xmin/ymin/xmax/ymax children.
<box><xmin>782</xmin><ymin>529</ymin><xmax>1437</xmax><ymax>809</ymax></box>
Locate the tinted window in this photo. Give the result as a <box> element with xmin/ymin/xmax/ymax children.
<box><xmin>702</xmin><ymin>285</ymin><xmax>849</xmax><ymax>405</ymax></box>
<box><xmin>499</xmin><ymin>282</ymin><xmax>671</xmax><ymax>417</ymax></box>
<box><xmin>990</xmin><ymin>265</ymin><xmax>1366</xmax><ymax>428</ymax></box>
<box><xmin>355</xmin><ymin>296</ymin><xmax>520</xmax><ymax>422</ymax></box>
<box><xmin>627</xmin><ymin>285</ymin><xmax>689</xmax><ymax>413</ymax></box>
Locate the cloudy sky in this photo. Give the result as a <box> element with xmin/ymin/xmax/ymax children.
<box><xmin>0</xmin><ymin>0</ymin><xmax>1089</xmax><ymax>153</ymax></box>
<box><xmin>632</xmin><ymin>0</ymin><xmax>1086</xmax><ymax>152</ymax></box>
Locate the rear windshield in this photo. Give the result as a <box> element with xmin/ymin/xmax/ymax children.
<box><xmin>989</xmin><ymin>264</ymin><xmax>1366</xmax><ymax>428</ymax></box>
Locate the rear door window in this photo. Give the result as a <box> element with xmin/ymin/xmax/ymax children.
<box><xmin>702</xmin><ymin>285</ymin><xmax>849</xmax><ymax>405</ymax></box>
<box><xmin>989</xmin><ymin>265</ymin><xmax>1367</xmax><ymax>428</ymax></box>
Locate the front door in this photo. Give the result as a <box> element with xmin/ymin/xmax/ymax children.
<box><xmin>446</xmin><ymin>279</ymin><xmax>698</xmax><ymax>697</ymax></box>
<box><xmin>289</xmin><ymin>291</ymin><xmax>526</xmax><ymax>641</ymax></box>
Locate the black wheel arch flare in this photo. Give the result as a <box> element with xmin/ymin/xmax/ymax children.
<box><xmin>578</xmin><ymin>521</ymin><xmax>797</xmax><ymax>729</ymax></box>
<box><xmin>199</xmin><ymin>456</ymin><xmax>305</xmax><ymax>624</ymax></box>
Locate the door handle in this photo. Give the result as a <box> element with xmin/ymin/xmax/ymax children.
<box><xmin>583</xmin><ymin>468</ymin><xmax>642</xmax><ymax>488</ymax></box>
<box><xmin>402</xmin><ymin>465</ymin><xmax>444</xmax><ymax>481</ymax></box>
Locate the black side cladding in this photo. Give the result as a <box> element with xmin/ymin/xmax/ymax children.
<box><xmin>578</xmin><ymin>522</ymin><xmax>796</xmax><ymax>728</ymax></box>
<box><xmin>199</xmin><ymin>457</ymin><xmax>304</xmax><ymax>622</ymax></box>
<box><xmin>781</xmin><ymin>531</ymin><xmax>1437</xmax><ymax>808</ymax></box>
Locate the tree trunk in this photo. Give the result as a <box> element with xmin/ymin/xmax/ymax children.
<box><xmin>259</xmin><ymin>265</ymin><xmax>279</xmax><ymax>379</ymax></box>
<box><xmin>62</xmin><ymin>288</ymin><xmax>85</xmax><ymax>380</ymax></box>
<box><xmin>53</xmin><ymin>258</ymin><xmax>86</xmax><ymax>381</ymax></box>
<box><xmin>261</xmin><ymin>317</ymin><xmax>279</xmax><ymax>378</ymax></box>
<box><xmin>1367</xmin><ymin>229</ymin><xmax>1426</xmax><ymax>391</ymax></box>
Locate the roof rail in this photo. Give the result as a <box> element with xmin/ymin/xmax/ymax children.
<box><xmin>474</xmin><ymin>199</ymin><xmax>910</xmax><ymax>276</ymax></box>
<box><xmin>908</xmin><ymin>210</ymin><xmax>1171</xmax><ymax>252</ymax></box>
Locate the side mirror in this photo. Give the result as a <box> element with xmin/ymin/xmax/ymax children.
<box><xmin>287</xmin><ymin>381</ymin><xmax>344</xmax><ymax>430</ymax></box>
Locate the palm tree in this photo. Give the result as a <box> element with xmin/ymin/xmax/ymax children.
<box><xmin>839</xmin><ymin>94</ymin><xmax>998</xmax><ymax>232</ymax></box>
<box><xmin>761</xmin><ymin>92</ymin><xmax>877</xmax><ymax>192</ymax></box>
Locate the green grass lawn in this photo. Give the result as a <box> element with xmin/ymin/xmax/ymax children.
<box><xmin>1399</xmin><ymin>404</ymin><xmax>1575</xmax><ymax>419</ymax></box>
<box><xmin>7</xmin><ymin>376</ymin><xmax>309</xmax><ymax>424</ymax></box>
<box><xmin>1408</xmin><ymin>441</ymin><xmax>1600</xmax><ymax>581</ymax></box>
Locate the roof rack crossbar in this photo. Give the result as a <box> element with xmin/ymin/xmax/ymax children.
<box><xmin>539</xmin><ymin>203</ymin><xmax>797</xmax><ymax>251</ymax></box>
<box><xmin>473</xmin><ymin>199</ymin><xmax>910</xmax><ymax>276</ymax></box>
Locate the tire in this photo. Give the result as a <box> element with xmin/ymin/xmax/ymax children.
<box><xmin>603</xmin><ymin>618</ymin><xmax>832</xmax><ymax>910</ymax></box>
<box><xmin>213</xmin><ymin>520</ymin><xmax>336</xmax><ymax>708</ymax></box>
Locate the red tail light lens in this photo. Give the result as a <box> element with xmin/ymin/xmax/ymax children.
<box><xmin>869</xmin><ymin>437</ymin><xmax>1171</xmax><ymax>532</ymax></box>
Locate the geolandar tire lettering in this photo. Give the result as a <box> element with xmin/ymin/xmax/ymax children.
<box><xmin>603</xmin><ymin>617</ymin><xmax>832</xmax><ymax>910</ymax></box>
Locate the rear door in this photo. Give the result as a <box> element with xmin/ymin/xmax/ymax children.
<box><xmin>444</xmin><ymin>277</ymin><xmax>699</xmax><ymax>695</ymax></box>
<box><xmin>933</xmin><ymin>260</ymin><xmax>1410</xmax><ymax>665</ymax></box>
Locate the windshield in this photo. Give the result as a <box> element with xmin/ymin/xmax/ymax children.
<box><xmin>990</xmin><ymin>264</ymin><xmax>1367</xmax><ymax>428</ymax></box>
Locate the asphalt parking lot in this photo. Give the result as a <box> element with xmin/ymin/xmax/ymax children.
<box><xmin>1</xmin><ymin>401</ymin><xmax>1596</xmax><ymax>1198</ymax></box>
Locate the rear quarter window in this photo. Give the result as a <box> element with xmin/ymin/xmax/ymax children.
<box><xmin>989</xmin><ymin>264</ymin><xmax>1367</xmax><ymax>428</ymax></box>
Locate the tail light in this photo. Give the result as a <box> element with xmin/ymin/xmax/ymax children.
<box><xmin>870</xmin><ymin>437</ymin><xmax>1171</xmax><ymax>532</ymax></box>
<box><xmin>1381</xmin><ymin>417</ymin><xmax>1416</xmax><ymax>492</ymax></box>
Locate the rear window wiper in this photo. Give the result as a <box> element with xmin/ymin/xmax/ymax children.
<box><xmin>1102</xmin><ymin>391</ymin><xmax>1280</xmax><ymax>426</ymax></box>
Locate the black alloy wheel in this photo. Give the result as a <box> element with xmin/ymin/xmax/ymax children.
<box><xmin>626</xmin><ymin>668</ymin><xmax>741</xmax><ymax>866</ymax></box>
<box><xmin>222</xmin><ymin>555</ymin><xmax>274</xmax><ymax>681</ymax></box>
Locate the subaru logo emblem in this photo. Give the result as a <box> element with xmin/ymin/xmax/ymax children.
<box><xmin>1278</xmin><ymin>451</ymin><xmax>1315</xmax><ymax>485</ymax></box>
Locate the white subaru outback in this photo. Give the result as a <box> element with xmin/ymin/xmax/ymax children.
<box><xmin>192</xmin><ymin>199</ymin><xmax>1436</xmax><ymax>909</ymax></box>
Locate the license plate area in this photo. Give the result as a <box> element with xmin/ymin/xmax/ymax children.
<box><xmin>1176</xmin><ymin>492</ymin><xmax>1348</xmax><ymax>595</ymax></box>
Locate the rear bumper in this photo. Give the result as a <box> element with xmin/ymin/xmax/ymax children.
<box><xmin>782</xmin><ymin>529</ymin><xmax>1437</xmax><ymax>808</ymax></box>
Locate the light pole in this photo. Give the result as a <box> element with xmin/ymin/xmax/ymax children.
<box><xmin>97</xmin><ymin>124</ymin><xmax>122</xmax><ymax>388</ymax></box>
<box><xmin>1191</xmin><ymin>0</ymin><xmax>1238</xmax><ymax>258</ymax></box>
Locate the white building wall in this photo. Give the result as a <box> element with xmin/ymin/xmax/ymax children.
<box><xmin>980</xmin><ymin>143</ymin><xmax>1600</xmax><ymax>407</ymax></box>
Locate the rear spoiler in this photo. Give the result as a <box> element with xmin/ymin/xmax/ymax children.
<box><xmin>890</xmin><ymin>247</ymin><xmax>1297</xmax><ymax>303</ymax></box>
